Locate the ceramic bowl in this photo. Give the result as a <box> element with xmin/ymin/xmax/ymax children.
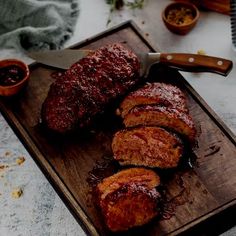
<box><xmin>162</xmin><ymin>2</ymin><xmax>200</xmax><ymax>35</ymax></box>
<box><xmin>0</xmin><ymin>59</ymin><xmax>30</xmax><ymax>96</ymax></box>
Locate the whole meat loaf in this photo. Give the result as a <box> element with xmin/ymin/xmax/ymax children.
<box><xmin>41</xmin><ymin>43</ymin><xmax>140</xmax><ymax>133</ymax></box>
<box><xmin>96</xmin><ymin>168</ymin><xmax>162</xmax><ymax>232</ymax></box>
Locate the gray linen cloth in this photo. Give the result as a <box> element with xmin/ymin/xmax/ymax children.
<box><xmin>0</xmin><ymin>0</ymin><xmax>79</xmax><ymax>61</ymax></box>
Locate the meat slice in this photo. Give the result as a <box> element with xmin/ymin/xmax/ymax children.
<box><xmin>117</xmin><ymin>82</ymin><xmax>188</xmax><ymax>118</ymax></box>
<box><xmin>96</xmin><ymin>168</ymin><xmax>161</xmax><ymax>232</ymax></box>
<box><xmin>112</xmin><ymin>126</ymin><xmax>184</xmax><ymax>168</ymax></box>
<box><xmin>123</xmin><ymin>105</ymin><xmax>196</xmax><ymax>142</ymax></box>
<box><xmin>41</xmin><ymin>43</ymin><xmax>140</xmax><ymax>133</ymax></box>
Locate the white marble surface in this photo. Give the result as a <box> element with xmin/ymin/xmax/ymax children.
<box><xmin>1</xmin><ymin>0</ymin><xmax>236</xmax><ymax>235</ymax></box>
<box><xmin>0</xmin><ymin>115</ymin><xmax>84</xmax><ymax>236</ymax></box>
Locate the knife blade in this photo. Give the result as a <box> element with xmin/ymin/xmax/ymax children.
<box><xmin>27</xmin><ymin>49</ymin><xmax>92</xmax><ymax>70</ymax></box>
<box><xmin>27</xmin><ymin>49</ymin><xmax>233</xmax><ymax>76</ymax></box>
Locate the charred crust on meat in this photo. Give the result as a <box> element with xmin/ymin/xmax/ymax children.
<box><xmin>41</xmin><ymin>43</ymin><xmax>140</xmax><ymax>133</ymax></box>
<box><xmin>96</xmin><ymin>168</ymin><xmax>162</xmax><ymax>232</ymax></box>
<box><xmin>123</xmin><ymin>104</ymin><xmax>196</xmax><ymax>143</ymax></box>
<box><xmin>118</xmin><ymin>82</ymin><xmax>189</xmax><ymax>118</ymax></box>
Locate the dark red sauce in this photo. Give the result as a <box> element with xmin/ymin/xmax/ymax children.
<box><xmin>0</xmin><ymin>65</ymin><xmax>25</xmax><ymax>86</ymax></box>
<box><xmin>86</xmin><ymin>156</ymin><xmax>119</xmax><ymax>188</ymax></box>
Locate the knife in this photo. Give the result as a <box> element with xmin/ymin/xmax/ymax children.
<box><xmin>27</xmin><ymin>49</ymin><xmax>233</xmax><ymax>76</ymax></box>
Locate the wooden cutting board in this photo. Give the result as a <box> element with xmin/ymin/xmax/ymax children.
<box><xmin>1</xmin><ymin>21</ymin><xmax>236</xmax><ymax>236</ymax></box>
<box><xmin>174</xmin><ymin>0</ymin><xmax>230</xmax><ymax>15</ymax></box>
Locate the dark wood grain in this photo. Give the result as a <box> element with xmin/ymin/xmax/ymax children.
<box><xmin>159</xmin><ymin>53</ymin><xmax>233</xmax><ymax>76</ymax></box>
<box><xmin>175</xmin><ymin>0</ymin><xmax>230</xmax><ymax>15</ymax></box>
<box><xmin>1</xmin><ymin>21</ymin><xmax>236</xmax><ymax>236</ymax></box>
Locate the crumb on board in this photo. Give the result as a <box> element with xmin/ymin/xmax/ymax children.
<box><xmin>116</xmin><ymin>108</ymin><xmax>121</xmax><ymax>116</ymax></box>
<box><xmin>5</xmin><ymin>151</ymin><xmax>11</xmax><ymax>156</ymax></box>
<box><xmin>197</xmin><ymin>49</ymin><xmax>206</xmax><ymax>55</ymax></box>
<box><xmin>0</xmin><ymin>164</ymin><xmax>9</xmax><ymax>171</ymax></box>
<box><xmin>11</xmin><ymin>188</ymin><xmax>23</xmax><ymax>199</ymax></box>
<box><xmin>16</xmin><ymin>157</ymin><xmax>25</xmax><ymax>165</ymax></box>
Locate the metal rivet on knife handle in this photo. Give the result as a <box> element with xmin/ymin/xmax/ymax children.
<box><xmin>188</xmin><ymin>57</ymin><xmax>194</xmax><ymax>63</ymax></box>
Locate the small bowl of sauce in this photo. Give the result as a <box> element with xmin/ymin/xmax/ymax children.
<box><xmin>0</xmin><ymin>59</ymin><xmax>30</xmax><ymax>96</ymax></box>
<box><xmin>162</xmin><ymin>2</ymin><xmax>200</xmax><ymax>35</ymax></box>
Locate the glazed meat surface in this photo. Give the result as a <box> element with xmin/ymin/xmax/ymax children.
<box><xmin>124</xmin><ymin>105</ymin><xmax>196</xmax><ymax>142</ymax></box>
<box><xmin>96</xmin><ymin>168</ymin><xmax>161</xmax><ymax>232</ymax></box>
<box><xmin>41</xmin><ymin>43</ymin><xmax>140</xmax><ymax>133</ymax></box>
<box><xmin>117</xmin><ymin>82</ymin><xmax>188</xmax><ymax>118</ymax></box>
<box><xmin>112</xmin><ymin>126</ymin><xmax>184</xmax><ymax>168</ymax></box>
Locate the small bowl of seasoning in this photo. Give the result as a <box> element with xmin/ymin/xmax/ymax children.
<box><xmin>0</xmin><ymin>59</ymin><xmax>30</xmax><ymax>96</ymax></box>
<box><xmin>162</xmin><ymin>2</ymin><xmax>200</xmax><ymax>35</ymax></box>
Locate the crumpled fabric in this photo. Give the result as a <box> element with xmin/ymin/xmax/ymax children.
<box><xmin>0</xmin><ymin>0</ymin><xmax>79</xmax><ymax>62</ymax></box>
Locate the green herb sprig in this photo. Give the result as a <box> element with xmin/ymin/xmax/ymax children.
<box><xmin>106</xmin><ymin>0</ymin><xmax>145</xmax><ymax>25</ymax></box>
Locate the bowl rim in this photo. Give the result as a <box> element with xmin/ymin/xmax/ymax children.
<box><xmin>0</xmin><ymin>59</ymin><xmax>30</xmax><ymax>89</ymax></box>
<box><xmin>162</xmin><ymin>1</ymin><xmax>200</xmax><ymax>28</ymax></box>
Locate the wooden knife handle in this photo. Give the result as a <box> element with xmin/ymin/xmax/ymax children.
<box><xmin>160</xmin><ymin>53</ymin><xmax>233</xmax><ymax>76</ymax></box>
